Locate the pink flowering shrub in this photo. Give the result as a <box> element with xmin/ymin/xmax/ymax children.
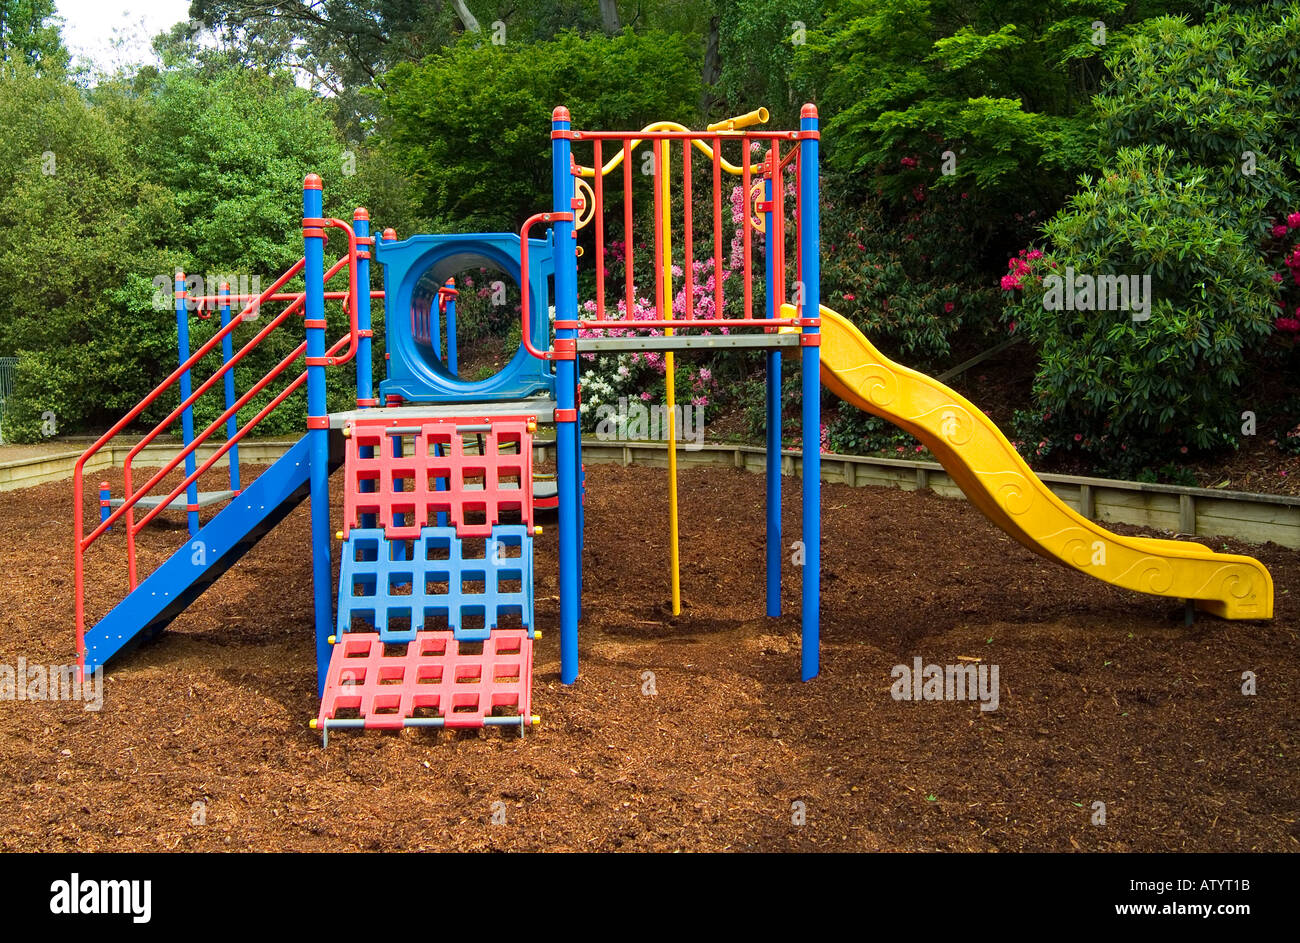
<box><xmin>999</xmin><ymin>147</ymin><xmax>1278</xmax><ymax>474</ymax></box>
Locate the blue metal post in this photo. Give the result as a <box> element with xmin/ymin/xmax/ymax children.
<box><xmin>444</xmin><ymin>278</ymin><xmax>458</xmax><ymax>374</ymax></box>
<box><xmin>219</xmin><ymin>283</ymin><xmax>241</xmax><ymax>494</ymax></box>
<box><xmin>175</xmin><ymin>270</ymin><xmax>200</xmax><ymax>536</ymax></box>
<box><xmin>798</xmin><ymin>105</ymin><xmax>821</xmax><ymax>681</ymax></box>
<box><xmin>763</xmin><ymin>158</ymin><xmax>782</xmax><ymax>618</ymax></box>
<box><xmin>553</xmin><ymin>106</ymin><xmax>581</xmax><ymax>684</ymax></box>
<box><xmin>98</xmin><ymin>482</ymin><xmax>112</xmax><ymax>532</ymax></box>
<box><xmin>303</xmin><ymin>175</ymin><xmax>333</xmax><ymax>695</ymax></box>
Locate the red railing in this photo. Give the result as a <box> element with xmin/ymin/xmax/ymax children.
<box><xmin>519</xmin><ymin>211</ymin><xmax>573</xmax><ymax>360</ymax></box>
<box><xmin>73</xmin><ymin>217</ymin><xmax>365</xmax><ymax>669</ymax></box>
<box><xmin>568</xmin><ymin>126</ymin><xmax>802</xmax><ymax>334</ymax></box>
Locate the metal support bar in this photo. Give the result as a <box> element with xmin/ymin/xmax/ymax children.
<box><xmin>576</xmin><ymin>334</ymin><xmax>799</xmax><ymax>353</ymax></box>
<box><xmin>798</xmin><ymin>104</ymin><xmax>821</xmax><ymax>682</ymax></box>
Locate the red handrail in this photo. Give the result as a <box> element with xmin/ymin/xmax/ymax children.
<box><xmin>518</xmin><ymin>211</ymin><xmax>574</xmax><ymax>360</ymax></box>
<box><xmin>111</xmin><ymin>254</ymin><xmax>354</xmax><ymax>569</ymax></box>
<box><xmin>74</xmin><ymin>218</ymin><xmax>363</xmax><ymax>673</ymax></box>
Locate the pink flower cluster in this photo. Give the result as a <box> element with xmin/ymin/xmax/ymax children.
<box><xmin>1281</xmin><ymin>245</ymin><xmax>1300</xmax><ymax>285</ymax></box>
<box><xmin>1272</xmin><ymin>212</ymin><xmax>1300</xmax><ymax>238</ymax></box>
<box><xmin>1271</xmin><ymin>211</ymin><xmax>1300</xmax><ymax>335</ymax></box>
<box><xmin>999</xmin><ymin>248</ymin><xmax>1044</xmax><ymax>291</ymax></box>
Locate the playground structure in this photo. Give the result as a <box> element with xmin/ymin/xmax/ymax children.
<box><xmin>71</xmin><ymin>105</ymin><xmax>1274</xmax><ymax>745</ymax></box>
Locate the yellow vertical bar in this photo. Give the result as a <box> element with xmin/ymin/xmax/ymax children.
<box><xmin>659</xmin><ymin>140</ymin><xmax>681</xmax><ymax>616</ymax></box>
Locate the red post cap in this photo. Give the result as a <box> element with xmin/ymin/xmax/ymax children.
<box><xmin>445</xmin><ymin>277</ymin><xmax>455</xmax><ymax>286</ymax></box>
<box><xmin>353</xmin><ymin>207</ymin><xmax>369</xmax><ymax>220</ymax></box>
<box><xmin>552</xmin><ymin>105</ymin><xmax>571</xmax><ymax>122</ymax></box>
<box><xmin>304</xmin><ymin>173</ymin><xmax>323</xmax><ymax>190</ymax></box>
<box><xmin>381</xmin><ymin>228</ymin><xmax>397</xmax><ymax>241</ymax></box>
<box><xmin>801</xmin><ymin>103</ymin><xmax>819</xmax><ymax>119</ymax></box>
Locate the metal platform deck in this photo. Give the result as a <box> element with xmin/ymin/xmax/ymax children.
<box><xmin>328</xmin><ymin>397</ymin><xmax>557</xmax><ymax>429</ymax></box>
<box><xmin>576</xmin><ymin>334</ymin><xmax>798</xmax><ymax>353</ymax></box>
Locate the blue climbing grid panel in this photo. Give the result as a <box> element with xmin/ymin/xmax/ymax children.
<box><xmin>336</xmin><ymin>525</ymin><xmax>534</xmax><ymax>642</ymax></box>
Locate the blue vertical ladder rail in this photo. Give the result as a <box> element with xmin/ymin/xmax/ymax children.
<box><xmin>218</xmin><ymin>283</ymin><xmax>241</xmax><ymax>495</ymax></box>
<box><xmin>175</xmin><ymin>271</ymin><xmax>201</xmax><ymax>536</ymax></box>
<box><xmin>798</xmin><ymin>105</ymin><xmax>821</xmax><ymax>681</ymax></box>
<box><xmin>553</xmin><ymin>106</ymin><xmax>581</xmax><ymax>685</ymax></box>
<box><xmin>302</xmin><ymin>175</ymin><xmax>335</xmax><ymax>695</ymax></box>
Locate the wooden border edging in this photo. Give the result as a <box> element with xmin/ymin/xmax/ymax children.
<box><xmin>4</xmin><ymin>436</ymin><xmax>1296</xmax><ymax>550</ymax></box>
<box><xmin>532</xmin><ymin>439</ymin><xmax>1300</xmax><ymax>550</ymax></box>
<box><xmin>0</xmin><ymin>441</ymin><xmax>301</xmax><ymax>492</ymax></box>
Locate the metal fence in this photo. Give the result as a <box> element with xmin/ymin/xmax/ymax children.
<box><xmin>0</xmin><ymin>357</ymin><xmax>18</xmax><ymax>444</ymax></box>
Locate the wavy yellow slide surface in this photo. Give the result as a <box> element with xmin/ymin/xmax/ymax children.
<box><xmin>790</xmin><ymin>304</ymin><xmax>1273</xmax><ymax>619</ymax></box>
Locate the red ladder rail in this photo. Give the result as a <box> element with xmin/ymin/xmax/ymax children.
<box><xmin>73</xmin><ymin>216</ymin><xmax>364</xmax><ymax>670</ymax></box>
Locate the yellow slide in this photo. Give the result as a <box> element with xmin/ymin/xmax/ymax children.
<box><xmin>787</xmin><ymin>304</ymin><xmax>1273</xmax><ymax>619</ymax></box>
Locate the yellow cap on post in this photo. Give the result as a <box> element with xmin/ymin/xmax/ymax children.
<box><xmin>309</xmin><ymin>719</ymin><xmax>318</xmax><ymax>729</ymax></box>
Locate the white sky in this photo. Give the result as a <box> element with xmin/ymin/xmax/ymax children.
<box><xmin>55</xmin><ymin>0</ymin><xmax>193</xmax><ymax>73</ymax></box>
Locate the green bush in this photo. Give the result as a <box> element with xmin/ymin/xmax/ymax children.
<box><xmin>1003</xmin><ymin>147</ymin><xmax>1276</xmax><ymax>469</ymax></box>
<box><xmin>821</xmin><ymin>177</ymin><xmax>1006</xmax><ymax>369</ymax></box>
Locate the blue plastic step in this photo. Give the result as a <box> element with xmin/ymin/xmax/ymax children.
<box><xmin>82</xmin><ymin>435</ymin><xmax>338</xmax><ymax>672</ymax></box>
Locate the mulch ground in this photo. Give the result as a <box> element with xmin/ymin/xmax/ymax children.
<box><xmin>0</xmin><ymin>461</ymin><xmax>1296</xmax><ymax>851</ymax></box>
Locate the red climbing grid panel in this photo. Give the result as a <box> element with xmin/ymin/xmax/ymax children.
<box><xmin>343</xmin><ymin>416</ymin><xmax>534</xmax><ymax>538</ymax></box>
<box><xmin>317</xmin><ymin>630</ymin><xmax>534</xmax><ymax>729</ymax></box>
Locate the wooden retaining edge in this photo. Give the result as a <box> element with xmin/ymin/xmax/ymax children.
<box><xmin>0</xmin><ymin>441</ymin><xmax>299</xmax><ymax>492</ymax></box>
<box><xmin>5</xmin><ymin>436</ymin><xmax>1296</xmax><ymax>550</ymax></box>
<box><xmin>532</xmin><ymin>439</ymin><xmax>1300</xmax><ymax>551</ymax></box>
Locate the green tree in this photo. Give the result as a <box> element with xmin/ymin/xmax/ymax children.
<box><xmin>0</xmin><ymin>64</ymin><xmax>175</xmax><ymax>441</ymax></box>
<box><xmin>0</xmin><ymin>0</ymin><xmax>67</xmax><ymax>73</ymax></box>
<box><xmin>0</xmin><ymin>60</ymin><xmax>419</xmax><ymax>441</ymax></box>
<box><xmin>717</xmin><ymin>0</ymin><xmax>821</xmax><ymax>127</ymax></box>
<box><xmin>382</xmin><ymin>30</ymin><xmax>702</xmax><ymax>230</ymax></box>
<box><xmin>1006</xmin><ymin>3</ymin><xmax>1300</xmax><ymax>470</ymax></box>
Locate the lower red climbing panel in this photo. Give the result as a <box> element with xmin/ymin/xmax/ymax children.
<box><xmin>317</xmin><ymin>630</ymin><xmax>534</xmax><ymax>731</ymax></box>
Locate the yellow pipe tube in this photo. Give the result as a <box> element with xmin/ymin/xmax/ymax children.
<box><xmin>706</xmin><ymin>107</ymin><xmax>769</xmax><ymax>132</ymax></box>
<box><xmin>658</xmin><ymin>140</ymin><xmax>682</xmax><ymax>617</ymax></box>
